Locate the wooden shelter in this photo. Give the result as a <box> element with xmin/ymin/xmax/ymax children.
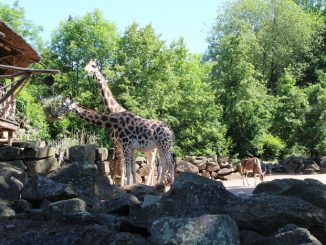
<box><xmin>0</xmin><ymin>20</ymin><xmax>59</xmax><ymax>144</ymax></box>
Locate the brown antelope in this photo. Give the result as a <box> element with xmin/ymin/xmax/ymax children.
<box><xmin>240</xmin><ymin>157</ymin><xmax>265</xmax><ymax>186</ymax></box>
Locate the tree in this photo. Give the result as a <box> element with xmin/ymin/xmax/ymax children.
<box><xmin>271</xmin><ymin>71</ymin><xmax>310</xmax><ymax>153</ymax></box>
<box><xmin>207</xmin><ymin>0</ymin><xmax>322</xmax><ymax>90</ymax></box>
<box><xmin>301</xmin><ymin>74</ymin><xmax>326</xmax><ymax>155</ymax></box>
<box><xmin>45</xmin><ymin>9</ymin><xmax>119</xmax><ymax>103</ymax></box>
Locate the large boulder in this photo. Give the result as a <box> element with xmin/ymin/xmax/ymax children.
<box><xmin>94</xmin><ymin>175</ymin><xmax>125</xmax><ymax>200</ymax></box>
<box><xmin>0</xmin><ymin>145</ymin><xmax>22</xmax><ymax>161</ymax></box>
<box><xmin>253</xmin><ymin>178</ymin><xmax>326</xmax><ymax>209</ymax></box>
<box><xmin>12</xmin><ymin>141</ymin><xmax>46</xmax><ymax>148</ymax></box>
<box><xmin>0</xmin><ymin>205</ymin><xmax>15</xmax><ymax>217</ymax></box>
<box><xmin>23</xmin><ymin>157</ymin><xmax>58</xmax><ymax>176</ymax></box>
<box><xmin>0</xmin><ymin>162</ymin><xmax>28</xmax><ymax>205</ymax></box>
<box><xmin>43</xmin><ymin>198</ymin><xmax>87</xmax><ymax>220</ymax></box>
<box><xmin>149</xmin><ymin>214</ymin><xmax>240</xmax><ymax>245</ymax></box>
<box><xmin>240</xmin><ymin>224</ymin><xmax>322</xmax><ymax>245</ymax></box>
<box><xmin>49</xmin><ymin>162</ymin><xmax>97</xmax><ymax>199</ymax></box>
<box><xmin>175</xmin><ymin>160</ymin><xmax>199</xmax><ymax>174</ymax></box>
<box><xmin>129</xmin><ymin>172</ymin><xmax>239</xmax><ymax>227</ymax></box>
<box><xmin>69</xmin><ymin>144</ymin><xmax>96</xmax><ymax>162</ymax></box>
<box><xmin>22</xmin><ymin>147</ymin><xmax>56</xmax><ymax>160</ymax></box>
<box><xmin>231</xmin><ymin>193</ymin><xmax>326</xmax><ymax>244</ymax></box>
<box><xmin>21</xmin><ymin>176</ymin><xmax>79</xmax><ymax>202</ymax></box>
<box><xmin>93</xmin><ymin>193</ymin><xmax>140</xmax><ymax>216</ymax></box>
<box><xmin>3</xmin><ymin>160</ymin><xmax>26</xmax><ymax>171</ymax></box>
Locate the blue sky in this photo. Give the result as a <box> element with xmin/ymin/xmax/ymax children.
<box><xmin>1</xmin><ymin>0</ymin><xmax>225</xmax><ymax>53</ymax></box>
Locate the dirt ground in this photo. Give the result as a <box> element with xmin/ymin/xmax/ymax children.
<box><xmin>219</xmin><ymin>173</ymin><xmax>326</xmax><ymax>196</ymax></box>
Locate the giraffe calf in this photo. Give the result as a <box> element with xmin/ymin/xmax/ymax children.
<box><xmin>239</xmin><ymin>157</ymin><xmax>265</xmax><ymax>186</ymax></box>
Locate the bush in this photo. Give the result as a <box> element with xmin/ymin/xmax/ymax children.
<box><xmin>261</xmin><ymin>134</ymin><xmax>286</xmax><ymax>160</ymax></box>
<box><xmin>15</xmin><ymin>89</ymin><xmax>50</xmax><ymax>141</ymax></box>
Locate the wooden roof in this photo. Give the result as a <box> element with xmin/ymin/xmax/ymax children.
<box><xmin>0</xmin><ymin>20</ymin><xmax>40</xmax><ymax>73</ymax></box>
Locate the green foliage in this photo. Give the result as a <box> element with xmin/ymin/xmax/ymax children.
<box><xmin>272</xmin><ymin>71</ymin><xmax>310</xmax><ymax>150</ymax></box>
<box><xmin>16</xmin><ymin>88</ymin><xmax>50</xmax><ymax>140</ymax></box>
<box><xmin>207</xmin><ymin>0</ymin><xmax>322</xmax><ymax>89</ymax></box>
<box><xmin>260</xmin><ymin>134</ymin><xmax>286</xmax><ymax>160</ymax></box>
<box><xmin>301</xmin><ymin>75</ymin><xmax>326</xmax><ymax>155</ymax></box>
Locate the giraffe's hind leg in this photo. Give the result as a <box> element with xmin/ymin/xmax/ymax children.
<box><xmin>145</xmin><ymin>149</ymin><xmax>156</xmax><ymax>185</ymax></box>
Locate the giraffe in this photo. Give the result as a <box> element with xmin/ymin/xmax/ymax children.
<box><xmin>56</xmin><ymin>98</ymin><xmax>175</xmax><ymax>185</ymax></box>
<box><xmin>84</xmin><ymin>59</ymin><xmax>158</xmax><ymax>186</ymax></box>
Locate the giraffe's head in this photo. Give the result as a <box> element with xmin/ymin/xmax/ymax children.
<box><xmin>84</xmin><ymin>59</ymin><xmax>99</xmax><ymax>76</ymax></box>
<box><xmin>56</xmin><ymin>97</ymin><xmax>76</xmax><ymax>118</ymax></box>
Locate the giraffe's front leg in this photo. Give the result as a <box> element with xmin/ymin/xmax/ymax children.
<box><xmin>123</xmin><ymin>148</ymin><xmax>132</xmax><ymax>185</ymax></box>
<box><xmin>119</xmin><ymin>159</ymin><xmax>125</xmax><ymax>186</ymax></box>
<box><xmin>131</xmin><ymin>149</ymin><xmax>137</xmax><ymax>184</ymax></box>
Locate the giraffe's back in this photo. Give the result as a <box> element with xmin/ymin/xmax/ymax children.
<box><xmin>114</xmin><ymin>111</ymin><xmax>173</xmax><ymax>150</ymax></box>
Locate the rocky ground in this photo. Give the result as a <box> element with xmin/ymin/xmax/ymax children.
<box><xmin>1</xmin><ymin>143</ymin><xmax>326</xmax><ymax>244</ymax></box>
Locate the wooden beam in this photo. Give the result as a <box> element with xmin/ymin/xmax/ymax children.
<box><xmin>0</xmin><ymin>118</ymin><xmax>19</xmax><ymax>131</ymax></box>
<box><xmin>0</xmin><ymin>64</ymin><xmax>60</xmax><ymax>75</ymax></box>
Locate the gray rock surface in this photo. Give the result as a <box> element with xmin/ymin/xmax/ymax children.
<box><xmin>149</xmin><ymin>214</ymin><xmax>240</xmax><ymax>245</ymax></box>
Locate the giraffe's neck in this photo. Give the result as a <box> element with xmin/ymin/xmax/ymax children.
<box><xmin>94</xmin><ymin>70</ymin><xmax>126</xmax><ymax>113</ymax></box>
<box><xmin>72</xmin><ymin>104</ymin><xmax>118</xmax><ymax>129</ymax></box>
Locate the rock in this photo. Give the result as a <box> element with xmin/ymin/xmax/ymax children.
<box><xmin>95</xmin><ymin>148</ymin><xmax>108</xmax><ymax>162</ymax></box>
<box><xmin>123</xmin><ymin>184</ymin><xmax>162</xmax><ymax>201</ymax></box>
<box><xmin>3</xmin><ymin>160</ymin><xmax>26</xmax><ymax>170</ymax></box>
<box><xmin>0</xmin><ymin>145</ymin><xmax>22</xmax><ymax>161</ymax></box>
<box><xmin>92</xmin><ymin>213</ymin><xmax>127</xmax><ymax>231</ymax></box>
<box><xmin>302</xmin><ymin>168</ymin><xmax>317</xmax><ymax>174</ymax></box>
<box><xmin>320</xmin><ymin>167</ymin><xmax>326</xmax><ymax>174</ymax></box>
<box><xmin>95</xmin><ymin>160</ymin><xmax>110</xmax><ymax>175</ymax></box>
<box><xmin>175</xmin><ymin>160</ymin><xmax>199</xmax><ymax>174</ymax></box>
<box><xmin>12</xmin><ymin>141</ymin><xmax>46</xmax><ymax>148</ymax></box>
<box><xmin>210</xmin><ymin>171</ymin><xmax>219</xmax><ymax>179</ymax></box>
<box><xmin>141</xmin><ymin>194</ymin><xmax>161</xmax><ymax>208</ymax></box>
<box><xmin>217</xmin><ymin>156</ymin><xmax>230</xmax><ymax>163</ymax></box>
<box><xmin>219</xmin><ymin>161</ymin><xmax>230</xmax><ymax>168</ymax></box>
<box><xmin>240</xmin><ymin>224</ymin><xmax>322</xmax><ymax>245</ymax></box>
<box><xmin>201</xmin><ymin>169</ymin><xmax>210</xmax><ymax>178</ymax></box>
<box><xmin>0</xmin><ymin>162</ymin><xmax>27</xmax><ymax>204</ymax></box>
<box><xmin>193</xmin><ymin>159</ymin><xmax>207</xmax><ymax>170</ymax></box>
<box><xmin>93</xmin><ymin>193</ymin><xmax>140</xmax><ymax>215</ymax></box>
<box><xmin>80</xmin><ymin>225</ymin><xmax>151</xmax><ymax>245</ymax></box>
<box><xmin>12</xmin><ymin>199</ymin><xmax>33</xmax><ymax>214</ymax></box>
<box><xmin>129</xmin><ymin>173</ymin><xmax>239</xmax><ymax>227</ymax></box>
<box><xmin>184</xmin><ymin>156</ymin><xmax>195</xmax><ymax>163</ymax></box>
<box><xmin>217</xmin><ymin>167</ymin><xmax>234</xmax><ymax>176</ymax></box>
<box><xmin>253</xmin><ymin>178</ymin><xmax>303</xmax><ymax>194</ymax></box>
<box><xmin>149</xmin><ymin>214</ymin><xmax>240</xmax><ymax>245</ymax></box>
<box><xmin>0</xmin><ymin>205</ymin><xmax>15</xmax><ymax>217</ymax></box>
<box><xmin>21</xmin><ymin>176</ymin><xmax>79</xmax><ymax>202</ymax></box>
<box><xmin>283</xmin><ymin>157</ymin><xmax>304</xmax><ymax>173</ymax></box>
<box><xmin>69</xmin><ymin>144</ymin><xmax>96</xmax><ymax>162</ymax></box>
<box><xmin>50</xmin><ymin>162</ymin><xmax>97</xmax><ymax>199</ymax></box>
<box><xmin>304</xmin><ymin>160</ymin><xmax>319</xmax><ymax>169</ymax></box>
<box><xmin>94</xmin><ymin>175</ymin><xmax>125</xmax><ymax>200</ymax></box>
<box><xmin>253</xmin><ymin>178</ymin><xmax>326</xmax><ymax>209</ymax></box>
<box><xmin>231</xmin><ymin>193</ymin><xmax>325</xmax><ymax>243</ymax></box>
<box><xmin>43</xmin><ymin>198</ymin><xmax>87</xmax><ymax>219</ymax></box>
<box><xmin>23</xmin><ymin>157</ymin><xmax>58</xmax><ymax>176</ymax></box>
<box><xmin>207</xmin><ymin>162</ymin><xmax>220</xmax><ymax>172</ymax></box>
<box><xmin>22</xmin><ymin>147</ymin><xmax>56</xmax><ymax>159</ymax></box>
